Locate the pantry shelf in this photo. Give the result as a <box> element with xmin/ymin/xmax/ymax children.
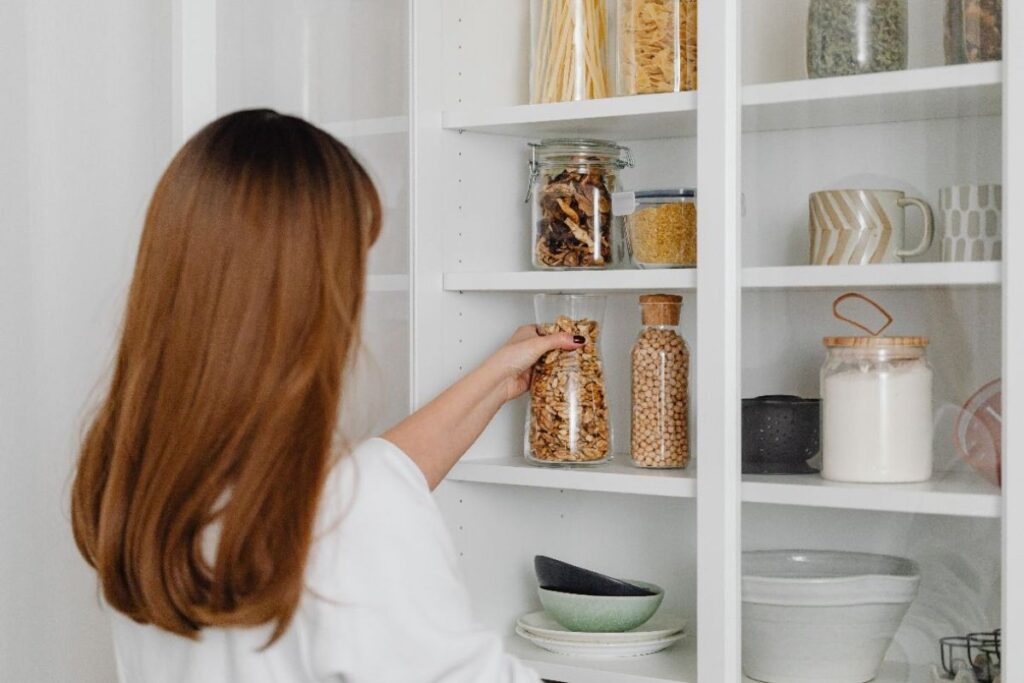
<box><xmin>742</xmin><ymin>471</ymin><xmax>1000</xmax><ymax>518</ymax></box>
<box><xmin>743</xmin><ymin>62</ymin><xmax>1001</xmax><ymax>132</ymax></box>
<box><xmin>742</xmin><ymin>661</ymin><xmax>927</xmax><ymax>683</ymax></box>
<box><xmin>322</xmin><ymin>115</ymin><xmax>408</xmax><ymax>139</ymax></box>
<box><xmin>506</xmin><ymin>633</ymin><xmax>696</xmax><ymax>683</ymax></box>
<box><xmin>447</xmin><ymin>457</ymin><xmax>696</xmax><ymax>499</ymax></box>
<box><xmin>443</xmin><ymin>269</ymin><xmax>697</xmax><ymax>292</ymax></box>
<box><xmin>442</xmin><ymin>91</ymin><xmax>697</xmax><ymax>140</ymax></box>
<box><xmin>741</xmin><ymin>262</ymin><xmax>1001</xmax><ymax>290</ymax></box>
<box><xmin>443</xmin><ymin>63</ymin><xmax>999</xmax><ymax>141</ymax></box>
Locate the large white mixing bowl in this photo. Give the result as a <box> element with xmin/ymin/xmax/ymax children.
<box><xmin>742</xmin><ymin>550</ymin><xmax>920</xmax><ymax>683</ymax></box>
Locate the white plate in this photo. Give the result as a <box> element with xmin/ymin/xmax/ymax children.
<box><xmin>516</xmin><ymin>611</ymin><xmax>687</xmax><ymax>644</ymax></box>
<box><xmin>515</xmin><ymin>625</ymin><xmax>686</xmax><ymax>658</ymax></box>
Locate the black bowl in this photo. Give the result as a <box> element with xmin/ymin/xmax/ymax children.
<box><xmin>742</xmin><ymin>395</ymin><xmax>820</xmax><ymax>475</ymax></box>
<box><xmin>534</xmin><ymin>556</ymin><xmax>655</xmax><ymax>597</ymax></box>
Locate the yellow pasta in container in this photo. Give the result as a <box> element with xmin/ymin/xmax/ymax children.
<box><xmin>617</xmin><ymin>0</ymin><xmax>698</xmax><ymax>95</ymax></box>
<box><xmin>613</xmin><ymin>188</ymin><xmax>697</xmax><ymax>268</ymax></box>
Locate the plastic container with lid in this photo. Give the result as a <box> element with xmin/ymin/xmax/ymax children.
<box><xmin>613</xmin><ymin>189</ymin><xmax>696</xmax><ymax>268</ymax></box>
<box><xmin>807</xmin><ymin>0</ymin><xmax>908</xmax><ymax>78</ymax></box>
<box><xmin>631</xmin><ymin>294</ymin><xmax>690</xmax><ymax>469</ymax></box>
<box><xmin>528</xmin><ymin>139</ymin><xmax>634</xmax><ymax>270</ymax></box>
<box><xmin>820</xmin><ymin>293</ymin><xmax>933</xmax><ymax>483</ymax></box>
<box><xmin>526</xmin><ymin>294</ymin><xmax>611</xmax><ymax>465</ymax></box>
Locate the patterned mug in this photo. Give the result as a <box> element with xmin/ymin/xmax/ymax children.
<box><xmin>809</xmin><ymin>189</ymin><xmax>934</xmax><ymax>265</ymax></box>
<box><xmin>939</xmin><ymin>184</ymin><xmax>1002</xmax><ymax>262</ymax></box>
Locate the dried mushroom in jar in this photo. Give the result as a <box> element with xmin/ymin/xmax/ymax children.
<box><xmin>535</xmin><ymin>169</ymin><xmax>613</xmax><ymax>268</ymax></box>
<box><xmin>528</xmin><ymin>316</ymin><xmax>610</xmax><ymax>463</ymax></box>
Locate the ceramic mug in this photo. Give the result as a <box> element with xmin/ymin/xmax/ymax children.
<box><xmin>809</xmin><ymin>189</ymin><xmax>934</xmax><ymax>265</ymax></box>
<box><xmin>939</xmin><ymin>184</ymin><xmax>1002</xmax><ymax>262</ymax></box>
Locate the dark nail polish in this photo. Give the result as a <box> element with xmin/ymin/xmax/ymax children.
<box><xmin>573</xmin><ymin>335</ymin><xmax>585</xmax><ymax>344</ymax></box>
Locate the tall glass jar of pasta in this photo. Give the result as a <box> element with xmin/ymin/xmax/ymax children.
<box><xmin>531</xmin><ymin>0</ymin><xmax>612</xmax><ymax>103</ymax></box>
<box><xmin>617</xmin><ymin>0</ymin><xmax>697</xmax><ymax>95</ymax></box>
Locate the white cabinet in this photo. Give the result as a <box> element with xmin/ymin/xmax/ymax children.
<box><xmin>176</xmin><ymin>1</ymin><xmax>1021</xmax><ymax>681</ymax></box>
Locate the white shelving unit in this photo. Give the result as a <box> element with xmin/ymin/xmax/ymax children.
<box><xmin>449</xmin><ymin>457</ymin><xmax>697</xmax><ymax>499</ymax></box>
<box><xmin>504</xmin><ymin>634</ymin><xmax>697</xmax><ymax>683</ymax></box>
<box><xmin>177</xmin><ymin>1</ymin><xmax>1022</xmax><ymax>682</ymax></box>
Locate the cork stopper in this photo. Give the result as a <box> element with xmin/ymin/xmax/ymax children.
<box><xmin>639</xmin><ymin>294</ymin><xmax>683</xmax><ymax>326</ymax></box>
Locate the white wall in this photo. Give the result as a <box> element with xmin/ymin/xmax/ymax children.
<box><xmin>0</xmin><ymin>1</ymin><xmax>172</xmax><ymax>680</ymax></box>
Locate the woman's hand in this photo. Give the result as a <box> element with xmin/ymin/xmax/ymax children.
<box><xmin>487</xmin><ymin>325</ymin><xmax>584</xmax><ymax>402</ymax></box>
<box><xmin>384</xmin><ymin>324</ymin><xmax>582</xmax><ymax>489</ymax></box>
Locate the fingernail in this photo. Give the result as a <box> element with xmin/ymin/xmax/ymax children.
<box><xmin>573</xmin><ymin>335</ymin><xmax>585</xmax><ymax>344</ymax></box>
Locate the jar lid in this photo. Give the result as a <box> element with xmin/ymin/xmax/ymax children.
<box><xmin>636</xmin><ymin>188</ymin><xmax>696</xmax><ymax>199</ymax></box>
<box><xmin>823</xmin><ymin>335</ymin><xmax>929</xmax><ymax>348</ymax></box>
<box><xmin>529</xmin><ymin>138</ymin><xmax>634</xmax><ymax>167</ymax></box>
<box><xmin>613</xmin><ymin>189</ymin><xmax>696</xmax><ymax>216</ymax></box>
<box><xmin>640</xmin><ymin>294</ymin><xmax>683</xmax><ymax>326</ymax></box>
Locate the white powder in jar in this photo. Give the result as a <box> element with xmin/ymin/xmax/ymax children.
<box><xmin>822</xmin><ymin>358</ymin><xmax>933</xmax><ymax>483</ymax></box>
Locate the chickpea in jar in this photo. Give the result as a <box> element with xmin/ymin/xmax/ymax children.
<box><xmin>631</xmin><ymin>294</ymin><xmax>690</xmax><ymax>468</ymax></box>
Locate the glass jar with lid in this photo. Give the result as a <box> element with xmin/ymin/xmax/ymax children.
<box><xmin>527</xmin><ymin>139</ymin><xmax>634</xmax><ymax>270</ymax></box>
<box><xmin>807</xmin><ymin>0</ymin><xmax>908</xmax><ymax>78</ymax></box>
<box><xmin>530</xmin><ymin>0</ymin><xmax>611</xmax><ymax>103</ymax></box>
<box><xmin>526</xmin><ymin>294</ymin><xmax>611</xmax><ymax>466</ymax></box>
<box><xmin>614</xmin><ymin>189</ymin><xmax>697</xmax><ymax>268</ymax></box>
<box><xmin>616</xmin><ymin>0</ymin><xmax>697</xmax><ymax>96</ymax></box>
<box><xmin>944</xmin><ymin>0</ymin><xmax>1002</xmax><ymax>65</ymax></box>
<box><xmin>820</xmin><ymin>294</ymin><xmax>933</xmax><ymax>483</ymax></box>
<box><xmin>631</xmin><ymin>294</ymin><xmax>690</xmax><ymax>468</ymax></box>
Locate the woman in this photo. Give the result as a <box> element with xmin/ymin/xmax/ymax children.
<box><xmin>71</xmin><ymin>110</ymin><xmax>583</xmax><ymax>682</ymax></box>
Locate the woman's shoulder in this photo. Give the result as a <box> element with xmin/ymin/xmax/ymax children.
<box><xmin>314</xmin><ymin>437</ymin><xmax>438</xmax><ymax>545</ymax></box>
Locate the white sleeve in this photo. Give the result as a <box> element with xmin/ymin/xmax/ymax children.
<box><xmin>302</xmin><ymin>439</ymin><xmax>541</xmax><ymax>683</ymax></box>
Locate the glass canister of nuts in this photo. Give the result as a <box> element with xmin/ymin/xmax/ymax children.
<box><xmin>631</xmin><ymin>294</ymin><xmax>690</xmax><ymax>468</ymax></box>
<box><xmin>526</xmin><ymin>294</ymin><xmax>611</xmax><ymax>466</ymax></box>
<box><xmin>527</xmin><ymin>139</ymin><xmax>635</xmax><ymax>269</ymax></box>
<box><xmin>614</xmin><ymin>188</ymin><xmax>697</xmax><ymax>268</ymax></box>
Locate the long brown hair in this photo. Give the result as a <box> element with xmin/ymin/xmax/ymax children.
<box><xmin>71</xmin><ymin>109</ymin><xmax>381</xmax><ymax>642</ymax></box>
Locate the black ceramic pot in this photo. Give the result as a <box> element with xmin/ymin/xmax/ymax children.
<box><xmin>742</xmin><ymin>395</ymin><xmax>821</xmax><ymax>475</ymax></box>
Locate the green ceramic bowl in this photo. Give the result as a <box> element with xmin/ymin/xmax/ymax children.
<box><xmin>538</xmin><ymin>580</ymin><xmax>665</xmax><ymax>632</ymax></box>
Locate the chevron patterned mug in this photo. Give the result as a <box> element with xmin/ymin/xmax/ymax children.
<box><xmin>809</xmin><ymin>189</ymin><xmax>934</xmax><ymax>265</ymax></box>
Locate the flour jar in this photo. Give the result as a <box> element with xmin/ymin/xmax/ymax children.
<box><xmin>821</xmin><ymin>336</ymin><xmax>933</xmax><ymax>483</ymax></box>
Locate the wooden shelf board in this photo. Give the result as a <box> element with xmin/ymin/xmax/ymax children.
<box><xmin>506</xmin><ymin>632</ymin><xmax>696</xmax><ymax>683</ymax></box>
<box><xmin>444</xmin><ymin>269</ymin><xmax>697</xmax><ymax>292</ymax></box>
<box><xmin>448</xmin><ymin>456</ymin><xmax>697</xmax><ymax>499</ymax></box>
<box><xmin>742</xmin><ymin>470</ymin><xmax>1001</xmax><ymax>518</ymax></box>
<box><xmin>742</xmin><ymin>262</ymin><xmax>1001</xmax><ymax>290</ymax></box>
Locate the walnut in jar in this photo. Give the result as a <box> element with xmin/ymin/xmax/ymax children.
<box><xmin>528</xmin><ymin>314</ymin><xmax>611</xmax><ymax>465</ymax></box>
<box><xmin>631</xmin><ymin>294</ymin><xmax>689</xmax><ymax>468</ymax></box>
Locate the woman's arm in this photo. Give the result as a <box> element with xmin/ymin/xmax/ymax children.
<box><xmin>383</xmin><ymin>326</ymin><xmax>583</xmax><ymax>489</ymax></box>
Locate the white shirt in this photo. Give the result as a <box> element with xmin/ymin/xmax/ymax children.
<box><xmin>109</xmin><ymin>438</ymin><xmax>540</xmax><ymax>683</ymax></box>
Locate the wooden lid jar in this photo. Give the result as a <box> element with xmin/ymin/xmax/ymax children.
<box><xmin>639</xmin><ymin>294</ymin><xmax>683</xmax><ymax>326</ymax></box>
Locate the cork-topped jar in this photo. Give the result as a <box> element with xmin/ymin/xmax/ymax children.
<box><xmin>631</xmin><ymin>294</ymin><xmax>690</xmax><ymax>468</ymax></box>
<box><xmin>820</xmin><ymin>293</ymin><xmax>933</xmax><ymax>483</ymax></box>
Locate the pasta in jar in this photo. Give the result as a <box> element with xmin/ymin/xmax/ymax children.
<box><xmin>617</xmin><ymin>0</ymin><xmax>697</xmax><ymax>95</ymax></box>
